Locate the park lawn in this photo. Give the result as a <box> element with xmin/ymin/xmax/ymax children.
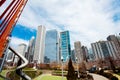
<box><xmin>34</xmin><ymin>75</ymin><xmax>67</xmax><ymax>80</ymax></box>
<box><xmin>41</xmin><ymin>75</ymin><xmax>67</xmax><ymax>80</ymax></box>
<box><xmin>117</xmin><ymin>73</ymin><xmax>120</xmax><ymax>75</ymax></box>
<box><xmin>0</xmin><ymin>70</ymin><xmax>7</xmax><ymax>80</ymax></box>
<box><xmin>113</xmin><ymin>73</ymin><xmax>120</xmax><ymax>80</ymax></box>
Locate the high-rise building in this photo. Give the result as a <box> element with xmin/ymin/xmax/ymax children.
<box><xmin>107</xmin><ymin>35</ymin><xmax>120</xmax><ymax>59</ymax></box>
<box><xmin>74</xmin><ymin>41</ymin><xmax>83</xmax><ymax>63</ymax></box>
<box><xmin>81</xmin><ymin>46</ymin><xmax>89</xmax><ymax>62</ymax></box>
<box><xmin>60</xmin><ymin>31</ymin><xmax>71</xmax><ymax>62</ymax></box>
<box><xmin>33</xmin><ymin>25</ymin><xmax>46</xmax><ymax>64</ymax></box>
<box><xmin>17</xmin><ymin>43</ymin><xmax>27</xmax><ymax>56</ymax></box>
<box><xmin>14</xmin><ymin>43</ymin><xmax>27</xmax><ymax>63</ymax></box>
<box><xmin>44</xmin><ymin>29</ymin><xmax>59</xmax><ymax>63</ymax></box>
<box><xmin>6</xmin><ymin>50</ymin><xmax>14</xmax><ymax>61</ymax></box>
<box><xmin>88</xmin><ymin>48</ymin><xmax>94</xmax><ymax>61</ymax></box>
<box><xmin>91</xmin><ymin>41</ymin><xmax>118</xmax><ymax>60</ymax></box>
<box><xmin>71</xmin><ymin>50</ymin><xmax>76</xmax><ymax>62</ymax></box>
<box><xmin>26</xmin><ymin>36</ymin><xmax>35</xmax><ymax>63</ymax></box>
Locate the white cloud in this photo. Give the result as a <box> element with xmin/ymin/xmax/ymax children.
<box><xmin>10</xmin><ymin>37</ymin><xmax>28</xmax><ymax>49</ymax></box>
<box><xmin>2</xmin><ymin>0</ymin><xmax>120</xmax><ymax>48</ymax></box>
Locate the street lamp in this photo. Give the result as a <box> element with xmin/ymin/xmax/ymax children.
<box><xmin>76</xmin><ymin>57</ymin><xmax>80</xmax><ymax>79</ymax></box>
<box><xmin>61</xmin><ymin>56</ymin><xmax>64</xmax><ymax>80</ymax></box>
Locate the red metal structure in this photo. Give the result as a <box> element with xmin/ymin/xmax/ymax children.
<box><xmin>0</xmin><ymin>0</ymin><xmax>28</xmax><ymax>58</ymax></box>
<box><xmin>0</xmin><ymin>0</ymin><xmax>31</xmax><ymax>79</ymax></box>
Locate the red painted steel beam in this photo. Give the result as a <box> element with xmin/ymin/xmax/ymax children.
<box><xmin>0</xmin><ymin>0</ymin><xmax>21</xmax><ymax>32</ymax></box>
<box><xmin>0</xmin><ymin>0</ymin><xmax>28</xmax><ymax>57</ymax></box>
<box><xmin>0</xmin><ymin>0</ymin><xmax>6</xmax><ymax>6</ymax></box>
<box><xmin>0</xmin><ymin>0</ymin><xmax>15</xmax><ymax>20</ymax></box>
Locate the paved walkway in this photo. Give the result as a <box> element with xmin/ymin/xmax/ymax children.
<box><xmin>89</xmin><ymin>73</ymin><xmax>109</xmax><ymax>80</ymax></box>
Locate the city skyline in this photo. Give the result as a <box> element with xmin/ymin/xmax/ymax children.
<box><xmin>1</xmin><ymin>0</ymin><xmax>119</xmax><ymax>48</ymax></box>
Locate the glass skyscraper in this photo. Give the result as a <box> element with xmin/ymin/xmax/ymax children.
<box><xmin>44</xmin><ymin>29</ymin><xmax>59</xmax><ymax>63</ymax></box>
<box><xmin>60</xmin><ymin>31</ymin><xmax>71</xmax><ymax>62</ymax></box>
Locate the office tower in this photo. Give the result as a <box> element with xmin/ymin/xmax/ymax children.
<box><xmin>81</xmin><ymin>46</ymin><xmax>89</xmax><ymax>62</ymax></box>
<box><xmin>44</xmin><ymin>30</ymin><xmax>59</xmax><ymax>63</ymax></box>
<box><xmin>91</xmin><ymin>41</ymin><xmax>118</xmax><ymax>61</ymax></box>
<box><xmin>74</xmin><ymin>41</ymin><xmax>83</xmax><ymax>63</ymax></box>
<box><xmin>107</xmin><ymin>35</ymin><xmax>120</xmax><ymax>59</ymax></box>
<box><xmin>88</xmin><ymin>48</ymin><xmax>94</xmax><ymax>61</ymax></box>
<box><xmin>33</xmin><ymin>25</ymin><xmax>46</xmax><ymax>64</ymax></box>
<box><xmin>26</xmin><ymin>36</ymin><xmax>35</xmax><ymax>63</ymax></box>
<box><xmin>60</xmin><ymin>31</ymin><xmax>71</xmax><ymax>62</ymax></box>
<box><xmin>44</xmin><ymin>56</ymin><xmax>50</xmax><ymax>63</ymax></box>
<box><xmin>14</xmin><ymin>43</ymin><xmax>27</xmax><ymax>63</ymax></box>
<box><xmin>6</xmin><ymin>50</ymin><xmax>14</xmax><ymax>61</ymax></box>
<box><xmin>71</xmin><ymin>50</ymin><xmax>76</xmax><ymax>62</ymax></box>
<box><xmin>17</xmin><ymin>43</ymin><xmax>27</xmax><ymax>56</ymax></box>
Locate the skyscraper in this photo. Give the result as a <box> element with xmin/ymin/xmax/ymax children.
<box><xmin>107</xmin><ymin>35</ymin><xmax>120</xmax><ymax>59</ymax></box>
<box><xmin>26</xmin><ymin>36</ymin><xmax>35</xmax><ymax>63</ymax></box>
<box><xmin>71</xmin><ymin>50</ymin><xmax>76</xmax><ymax>62</ymax></box>
<box><xmin>91</xmin><ymin>41</ymin><xmax>117</xmax><ymax>60</ymax></box>
<box><xmin>33</xmin><ymin>25</ymin><xmax>46</xmax><ymax>64</ymax></box>
<box><xmin>44</xmin><ymin>29</ymin><xmax>59</xmax><ymax>63</ymax></box>
<box><xmin>6</xmin><ymin>50</ymin><xmax>14</xmax><ymax>62</ymax></box>
<box><xmin>81</xmin><ymin>46</ymin><xmax>89</xmax><ymax>62</ymax></box>
<box><xmin>14</xmin><ymin>43</ymin><xmax>27</xmax><ymax>64</ymax></box>
<box><xmin>74</xmin><ymin>41</ymin><xmax>83</xmax><ymax>63</ymax></box>
<box><xmin>60</xmin><ymin>31</ymin><xmax>71</xmax><ymax>62</ymax></box>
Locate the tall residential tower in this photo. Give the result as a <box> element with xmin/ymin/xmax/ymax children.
<box><xmin>33</xmin><ymin>25</ymin><xmax>46</xmax><ymax>64</ymax></box>
<box><xmin>74</xmin><ymin>41</ymin><xmax>83</xmax><ymax>63</ymax></box>
<box><xmin>91</xmin><ymin>41</ymin><xmax>117</xmax><ymax>60</ymax></box>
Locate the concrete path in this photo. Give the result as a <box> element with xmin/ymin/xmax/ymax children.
<box><xmin>89</xmin><ymin>73</ymin><xmax>109</xmax><ymax>80</ymax></box>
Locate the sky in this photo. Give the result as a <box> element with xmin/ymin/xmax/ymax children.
<box><xmin>1</xmin><ymin>0</ymin><xmax>120</xmax><ymax>49</ymax></box>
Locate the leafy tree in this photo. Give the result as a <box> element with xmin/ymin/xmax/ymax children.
<box><xmin>67</xmin><ymin>58</ymin><xmax>76</xmax><ymax>80</ymax></box>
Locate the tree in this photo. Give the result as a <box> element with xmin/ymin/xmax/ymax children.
<box><xmin>108</xmin><ymin>57</ymin><xmax>116</xmax><ymax>72</ymax></box>
<box><xmin>67</xmin><ymin>58</ymin><xmax>76</xmax><ymax>80</ymax></box>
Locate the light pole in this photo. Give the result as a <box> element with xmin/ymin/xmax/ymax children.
<box><xmin>76</xmin><ymin>57</ymin><xmax>80</xmax><ymax>79</ymax></box>
<box><xmin>61</xmin><ymin>56</ymin><xmax>64</xmax><ymax>80</ymax></box>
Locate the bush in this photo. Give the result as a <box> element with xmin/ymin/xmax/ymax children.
<box><xmin>52</xmin><ymin>70</ymin><xmax>67</xmax><ymax>76</ymax></box>
<box><xmin>8</xmin><ymin>70</ymin><xmax>42</xmax><ymax>80</ymax></box>
<box><xmin>110</xmin><ymin>76</ymin><xmax>118</xmax><ymax>80</ymax></box>
<box><xmin>97</xmin><ymin>70</ymin><xmax>118</xmax><ymax>80</ymax></box>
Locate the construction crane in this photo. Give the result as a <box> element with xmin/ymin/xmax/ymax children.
<box><xmin>0</xmin><ymin>0</ymin><xmax>31</xmax><ymax>79</ymax></box>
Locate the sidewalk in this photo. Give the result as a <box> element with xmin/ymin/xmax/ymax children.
<box><xmin>89</xmin><ymin>73</ymin><xmax>109</xmax><ymax>80</ymax></box>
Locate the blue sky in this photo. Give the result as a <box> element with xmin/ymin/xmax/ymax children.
<box><xmin>11</xmin><ymin>24</ymin><xmax>36</xmax><ymax>40</ymax></box>
<box><xmin>1</xmin><ymin>0</ymin><xmax>120</xmax><ymax>48</ymax></box>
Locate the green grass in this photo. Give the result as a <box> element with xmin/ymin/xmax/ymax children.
<box><xmin>117</xmin><ymin>73</ymin><xmax>120</xmax><ymax>75</ymax></box>
<box><xmin>41</xmin><ymin>76</ymin><xmax>67</xmax><ymax>80</ymax></box>
<box><xmin>34</xmin><ymin>75</ymin><xmax>67</xmax><ymax>80</ymax></box>
<box><xmin>0</xmin><ymin>70</ymin><xmax>7</xmax><ymax>80</ymax></box>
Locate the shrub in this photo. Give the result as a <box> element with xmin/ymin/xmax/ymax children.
<box><xmin>97</xmin><ymin>70</ymin><xmax>118</xmax><ymax>80</ymax></box>
<box><xmin>110</xmin><ymin>76</ymin><xmax>118</xmax><ymax>80</ymax></box>
<box><xmin>8</xmin><ymin>70</ymin><xmax>42</xmax><ymax>80</ymax></box>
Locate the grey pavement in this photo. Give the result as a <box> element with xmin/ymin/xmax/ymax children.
<box><xmin>89</xmin><ymin>73</ymin><xmax>109</xmax><ymax>80</ymax></box>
